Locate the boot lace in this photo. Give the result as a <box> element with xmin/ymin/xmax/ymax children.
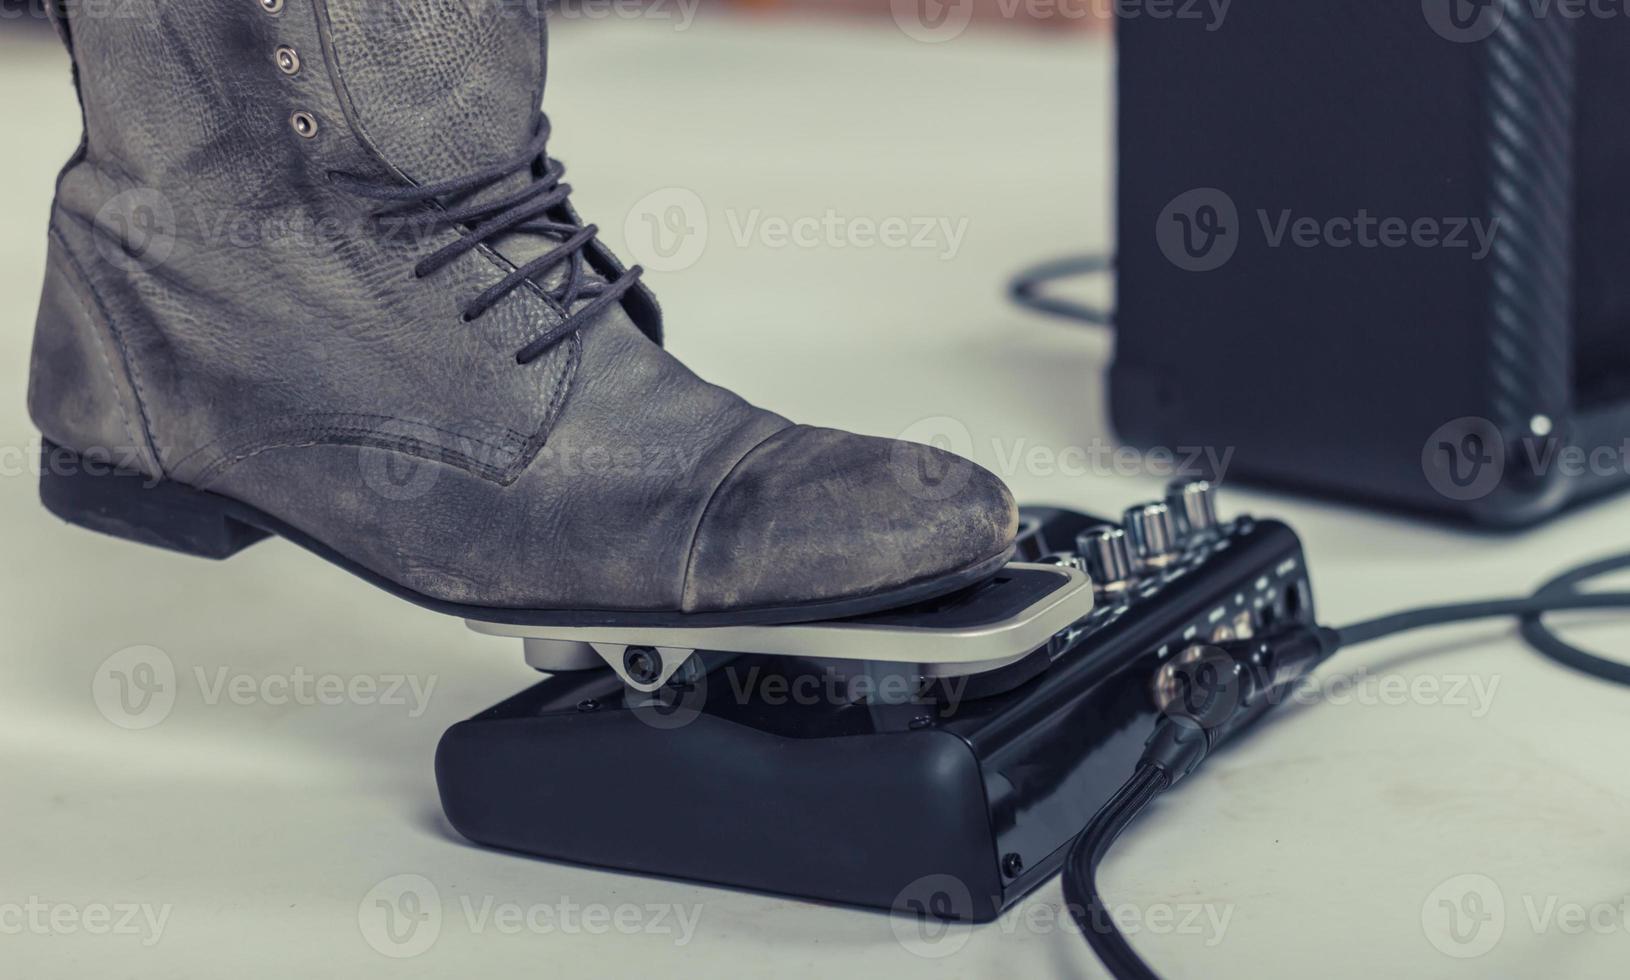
<box><xmin>327</xmin><ymin>116</ymin><xmax>643</xmax><ymax>365</ymax></box>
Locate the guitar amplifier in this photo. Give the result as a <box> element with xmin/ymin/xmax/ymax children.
<box><xmin>1111</xmin><ymin>1</ymin><xmax>1630</xmax><ymax>527</ymax></box>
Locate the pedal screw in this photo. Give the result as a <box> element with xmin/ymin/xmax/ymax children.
<box><xmin>623</xmin><ymin>647</ymin><xmax>662</xmax><ymax>686</ymax></box>
<box><xmin>576</xmin><ymin>699</ymin><xmax>599</xmax><ymax>713</ymax></box>
<box><xmin>1002</xmin><ymin>853</ymin><xmax>1024</xmax><ymax>878</ymax></box>
<box><xmin>909</xmin><ymin>715</ymin><xmax>934</xmax><ymax>730</ymax></box>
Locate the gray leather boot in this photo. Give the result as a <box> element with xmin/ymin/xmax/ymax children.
<box><xmin>29</xmin><ymin>0</ymin><xmax>1017</xmax><ymax>626</ymax></box>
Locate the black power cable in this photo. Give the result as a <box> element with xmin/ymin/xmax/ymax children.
<box><xmin>1009</xmin><ymin>254</ymin><xmax>1115</xmax><ymax>327</ymax></box>
<box><xmin>1064</xmin><ymin>549</ymin><xmax>1630</xmax><ymax>980</ymax></box>
<box><xmin>1519</xmin><ymin>553</ymin><xmax>1630</xmax><ymax>687</ymax></box>
<box><xmin>1062</xmin><ymin>766</ymin><xmax>1170</xmax><ymax>980</ymax></box>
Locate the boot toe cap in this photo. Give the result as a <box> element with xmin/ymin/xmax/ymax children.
<box><xmin>682</xmin><ymin>425</ymin><xmax>1019</xmax><ymax>614</ymax></box>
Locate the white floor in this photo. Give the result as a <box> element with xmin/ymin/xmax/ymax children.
<box><xmin>2</xmin><ymin>13</ymin><xmax>1629</xmax><ymax>980</ymax></box>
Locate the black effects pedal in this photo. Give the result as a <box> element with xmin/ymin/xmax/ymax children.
<box><xmin>437</xmin><ymin>482</ymin><xmax>1317</xmax><ymax>921</ymax></box>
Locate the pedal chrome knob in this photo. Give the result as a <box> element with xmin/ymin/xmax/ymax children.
<box><xmin>1167</xmin><ymin>479</ymin><xmax>1220</xmax><ymax>536</ymax></box>
<box><xmin>1124</xmin><ymin>502</ymin><xmax>1181</xmax><ymax>570</ymax></box>
<box><xmin>1076</xmin><ymin>527</ymin><xmax>1134</xmax><ymax>596</ymax></box>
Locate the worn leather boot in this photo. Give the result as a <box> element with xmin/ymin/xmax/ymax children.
<box><xmin>29</xmin><ymin>0</ymin><xmax>1017</xmax><ymax>626</ymax></box>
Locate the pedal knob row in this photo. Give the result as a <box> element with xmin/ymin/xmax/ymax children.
<box><xmin>1076</xmin><ymin>527</ymin><xmax>1135</xmax><ymax>596</ymax></box>
<box><xmin>1123</xmin><ymin>502</ymin><xmax>1182</xmax><ymax>570</ymax></box>
<box><xmin>1167</xmin><ymin>479</ymin><xmax>1220</xmax><ymax>536</ymax></box>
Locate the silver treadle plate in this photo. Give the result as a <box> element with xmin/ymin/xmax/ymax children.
<box><xmin>466</xmin><ymin>563</ymin><xmax>1095</xmax><ymax>691</ymax></box>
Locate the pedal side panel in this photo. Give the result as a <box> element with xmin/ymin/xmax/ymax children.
<box><xmin>436</xmin><ymin>705</ymin><xmax>1007</xmax><ymax>919</ymax></box>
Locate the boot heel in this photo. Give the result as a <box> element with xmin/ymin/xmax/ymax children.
<box><xmin>39</xmin><ymin>440</ymin><xmax>270</xmax><ymax>560</ymax></box>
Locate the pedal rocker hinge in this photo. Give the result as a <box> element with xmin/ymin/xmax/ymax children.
<box><xmin>466</xmin><ymin>563</ymin><xmax>1097</xmax><ymax>688</ymax></box>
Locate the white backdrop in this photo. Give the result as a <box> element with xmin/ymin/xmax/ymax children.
<box><xmin>2</xmin><ymin>12</ymin><xmax>1627</xmax><ymax>979</ymax></box>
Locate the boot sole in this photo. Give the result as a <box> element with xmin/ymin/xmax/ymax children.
<box><xmin>38</xmin><ymin>440</ymin><xmax>1014</xmax><ymax>628</ymax></box>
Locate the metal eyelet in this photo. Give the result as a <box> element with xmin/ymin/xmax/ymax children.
<box><xmin>275</xmin><ymin>46</ymin><xmax>300</xmax><ymax>76</ymax></box>
<box><xmin>290</xmin><ymin>111</ymin><xmax>319</xmax><ymax>139</ymax></box>
<box><xmin>260</xmin><ymin>0</ymin><xmax>284</xmax><ymax>14</ymax></box>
